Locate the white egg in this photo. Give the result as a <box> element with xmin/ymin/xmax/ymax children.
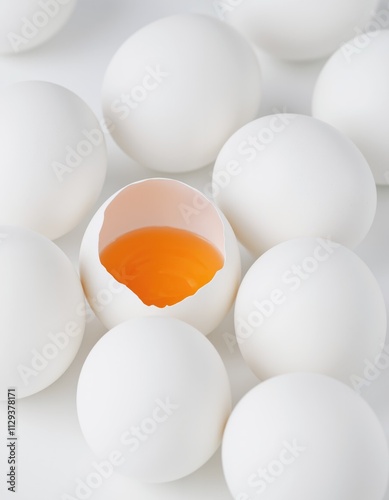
<box><xmin>0</xmin><ymin>225</ymin><xmax>86</xmax><ymax>400</ymax></box>
<box><xmin>213</xmin><ymin>114</ymin><xmax>376</xmax><ymax>256</ymax></box>
<box><xmin>79</xmin><ymin>178</ymin><xmax>241</xmax><ymax>335</ymax></box>
<box><xmin>234</xmin><ymin>237</ymin><xmax>387</xmax><ymax>386</ymax></box>
<box><xmin>222</xmin><ymin>373</ymin><xmax>389</xmax><ymax>500</ymax></box>
<box><xmin>102</xmin><ymin>14</ymin><xmax>261</xmax><ymax>173</ymax></box>
<box><xmin>218</xmin><ymin>0</ymin><xmax>379</xmax><ymax>61</ymax></box>
<box><xmin>0</xmin><ymin>0</ymin><xmax>77</xmax><ymax>54</ymax></box>
<box><xmin>77</xmin><ymin>317</ymin><xmax>232</xmax><ymax>483</ymax></box>
<box><xmin>0</xmin><ymin>81</ymin><xmax>107</xmax><ymax>240</ymax></box>
<box><xmin>313</xmin><ymin>29</ymin><xmax>389</xmax><ymax>185</ymax></box>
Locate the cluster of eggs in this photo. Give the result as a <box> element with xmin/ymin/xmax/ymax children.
<box><xmin>1</xmin><ymin>1</ymin><xmax>389</xmax><ymax>499</ymax></box>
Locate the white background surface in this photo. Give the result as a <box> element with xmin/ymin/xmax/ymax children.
<box><xmin>1</xmin><ymin>1</ymin><xmax>389</xmax><ymax>499</ymax></box>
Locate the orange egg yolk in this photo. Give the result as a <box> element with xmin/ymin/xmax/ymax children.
<box><xmin>100</xmin><ymin>226</ymin><xmax>224</xmax><ymax>308</ymax></box>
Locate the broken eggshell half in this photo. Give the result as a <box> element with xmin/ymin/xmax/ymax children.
<box><xmin>79</xmin><ymin>178</ymin><xmax>241</xmax><ymax>334</ymax></box>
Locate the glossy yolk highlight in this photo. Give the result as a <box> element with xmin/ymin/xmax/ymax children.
<box><xmin>100</xmin><ymin>226</ymin><xmax>224</xmax><ymax>308</ymax></box>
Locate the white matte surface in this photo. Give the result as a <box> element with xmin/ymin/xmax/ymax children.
<box><xmin>313</xmin><ymin>29</ymin><xmax>389</xmax><ymax>184</ymax></box>
<box><xmin>77</xmin><ymin>317</ymin><xmax>232</xmax><ymax>483</ymax></box>
<box><xmin>234</xmin><ymin>237</ymin><xmax>387</xmax><ymax>384</ymax></box>
<box><xmin>222</xmin><ymin>373</ymin><xmax>389</xmax><ymax>500</ymax></box>
<box><xmin>0</xmin><ymin>81</ymin><xmax>107</xmax><ymax>240</ymax></box>
<box><xmin>102</xmin><ymin>14</ymin><xmax>261</xmax><ymax>173</ymax></box>
<box><xmin>219</xmin><ymin>0</ymin><xmax>380</xmax><ymax>61</ymax></box>
<box><xmin>0</xmin><ymin>0</ymin><xmax>78</xmax><ymax>54</ymax></box>
<box><xmin>80</xmin><ymin>179</ymin><xmax>241</xmax><ymax>334</ymax></box>
<box><xmin>0</xmin><ymin>226</ymin><xmax>85</xmax><ymax>399</ymax></box>
<box><xmin>1</xmin><ymin>1</ymin><xmax>389</xmax><ymax>499</ymax></box>
<box><xmin>213</xmin><ymin>114</ymin><xmax>377</xmax><ymax>256</ymax></box>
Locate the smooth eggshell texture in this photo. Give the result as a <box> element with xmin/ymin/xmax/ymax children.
<box><xmin>234</xmin><ymin>237</ymin><xmax>387</xmax><ymax>385</ymax></box>
<box><xmin>0</xmin><ymin>81</ymin><xmax>107</xmax><ymax>240</ymax></box>
<box><xmin>0</xmin><ymin>0</ymin><xmax>77</xmax><ymax>54</ymax></box>
<box><xmin>313</xmin><ymin>29</ymin><xmax>389</xmax><ymax>184</ymax></box>
<box><xmin>222</xmin><ymin>373</ymin><xmax>389</xmax><ymax>500</ymax></box>
<box><xmin>219</xmin><ymin>0</ymin><xmax>379</xmax><ymax>61</ymax></box>
<box><xmin>77</xmin><ymin>317</ymin><xmax>232</xmax><ymax>483</ymax></box>
<box><xmin>213</xmin><ymin>114</ymin><xmax>377</xmax><ymax>256</ymax></box>
<box><xmin>102</xmin><ymin>13</ymin><xmax>261</xmax><ymax>172</ymax></box>
<box><xmin>79</xmin><ymin>178</ymin><xmax>241</xmax><ymax>335</ymax></box>
<box><xmin>0</xmin><ymin>225</ymin><xmax>86</xmax><ymax>399</ymax></box>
